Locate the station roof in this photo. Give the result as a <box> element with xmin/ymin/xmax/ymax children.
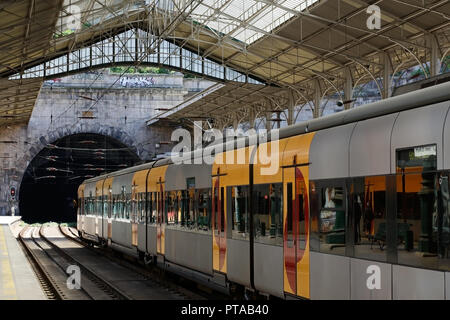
<box><xmin>0</xmin><ymin>0</ymin><xmax>449</xmax><ymax>126</ymax></box>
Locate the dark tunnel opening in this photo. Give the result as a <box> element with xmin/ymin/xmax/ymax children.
<box><xmin>19</xmin><ymin>133</ymin><xmax>141</xmax><ymax>223</ymax></box>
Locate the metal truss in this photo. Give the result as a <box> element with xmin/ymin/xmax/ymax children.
<box><xmin>0</xmin><ymin>0</ymin><xmax>449</xmax><ymax>128</ymax></box>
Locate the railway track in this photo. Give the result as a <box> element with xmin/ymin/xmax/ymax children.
<box><xmin>59</xmin><ymin>225</ymin><xmax>223</xmax><ymax>300</ymax></box>
<box><xmin>18</xmin><ymin>226</ymin><xmax>89</xmax><ymax>300</ymax></box>
<box><xmin>39</xmin><ymin>225</ymin><xmax>198</xmax><ymax>300</ymax></box>
<box><xmin>20</xmin><ymin>225</ymin><xmax>132</xmax><ymax>300</ymax></box>
<box><xmin>38</xmin><ymin>226</ymin><xmax>131</xmax><ymax>300</ymax></box>
<box><xmin>19</xmin><ymin>222</ymin><xmax>222</xmax><ymax>300</ymax></box>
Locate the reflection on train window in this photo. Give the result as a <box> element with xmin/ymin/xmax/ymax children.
<box><xmin>131</xmin><ymin>193</ymin><xmax>137</xmax><ymax>222</ymax></box>
<box><xmin>396</xmin><ymin>146</ymin><xmax>449</xmax><ymax>271</ymax></box>
<box><xmin>351</xmin><ymin>176</ymin><xmax>387</xmax><ymax>262</ymax></box>
<box><xmin>103</xmin><ymin>195</ymin><xmax>109</xmax><ymax>218</ymax></box>
<box><xmin>149</xmin><ymin>192</ymin><xmax>157</xmax><ymax>223</ymax></box>
<box><xmin>253</xmin><ymin>184</ymin><xmax>283</xmax><ymax>246</ymax></box>
<box><xmin>315</xmin><ymin>184</ymin><xmax>346</xmax><ymax>256</ymax></box>
<box><xmin>88</xmin><ymin>196</ymin><xmax>94</xmax><ymax>216</ymax></box>
<box><xmin>96</xmin><ymin>195</ymin><xmax>102</xmax><ymax>216</ymax></box>
<box><xmin>184</xmin><ymin>189</ymin><xmax>196</xmax><ymax>229</ymax></box>
<box><xmin>229</xmin><ymin>185</ymin><xmax>250</xmax><ymax>240</ymax></box>
<box><xmin>396</xmin><ymin>172</ymin><xmax>450</xmax><ymax>271</ymax></box>
<box><xmin>196</xmin><ymin>189</ymin><xmax>211</xmax><ymax>231</ymax></box>
<box><xmin>166</xmin><ymin>191</ymin><xmax>178</xmax><ymax>225</ymax></box>
<box><xmin>157</xmin><ymin>192</ymin><xmax>164</xmax><ymax>224</ymax></box>
<box><xmin>138</xmin><ymin>193</ymin><xmax>145</xmax><ymax>223</ymax></box>
<box><xmin>125</xmin><ymin>193</ymin><xmax>131</xmax><ymax>220</ymax></box>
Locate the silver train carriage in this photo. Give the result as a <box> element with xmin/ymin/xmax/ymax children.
<box><xmin>77</xmin><ymin>82</ymin><xmax>450</xmax><ymax>300</ymax></box>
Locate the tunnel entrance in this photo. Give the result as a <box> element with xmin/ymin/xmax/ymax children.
<box><xmin>19</xmin><ymin>133</ymin><xmax>141</xmax><ymax>223</ymax></box>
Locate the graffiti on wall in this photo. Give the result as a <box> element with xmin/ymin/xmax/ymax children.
<box><xmin>119</xmin><ymin>76</ymin><xmax>156</xmax><ymax>88</ymax></box>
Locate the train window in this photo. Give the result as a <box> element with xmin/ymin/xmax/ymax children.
<box><xmin>139</xmin><ymin>193</ymin><xmax>145</xmax><ymax>223</ymax></box>
<box><xmin>180</xmin><ymin>189</ymin><xmax>196</xmax><ymax>229</ymax></box>
<box><xmin>397</xmin><ymin>145</ymin><xmax>437</xmax><ymax>173</ymax></box>
<box><xmin>435</xmin><ymin>174</ymin><xmax>450</xmax><ymax>270</ymax></box>
<box><xmin>166</xmin><ymin>191</ymin><xmax>178</xmax><ymax>225</ymax></box>
<box><xmin>229</xmin><ymin>185</ymin><xmax>250</xmax><ymax>240</ymax></box>
<box><xmin>127</xmin><ymin>193</ymin><xmax>132</xmax><ymax>220</ymax></box>
<box><xmin>253</xmin><ymin>184</ymin><xmax>283</xmax><ymax>246</ymax></box>
<box><xmin>395</xmin><ymin>146</ymin><xmax>450</xmax><ymax>270</ymax></box>
<box><xmin>164</xmin><ymin>193</ymin><xmax>169</xmax><ymax>224</ymax></box>
<box><xmin>196</xmin><ymin>189</ymin><xmax>211</xmax><ymax>231</ymax></box>
<box><xmin>189</xmin><ymin>189</ymin><xmax>196</xmax><ymax>229</ymax></box>
<box><xmin>131</xmin><ymin>193</ymin><xmax>137</xmax><ymax>223</ymax></box>
<box><xmin>157</xmin><ymin>192</ymin><xmax>163</xmax><ymax>223</ymax></box>
<box><xmin>120</xmin><ymin>193</ymin><xmax>124</xmax><ymax>219</ymax></box>
<box><xmin>83</xmin><ymin>198</ymin><xmax>88</xmax><ymax>216</ymax></box>
<box><xmin>113</xmin><ymin>195</ymin><xmax>118</xmax><ymax>219</ymax></box>
<box><xmin>111</xmin><ymin>196</ymin><xmax>115</xmax><ymax>218</ymax></box>
<box><xmin>350</xmin><ymin>176</ymin><xmax>388</xmax><ymax>262</ymax></box>
<box><xmin>103</xmin><ymin>195</ymin><xmax>108</xmax><ymax>218</ymax></box>
<box><xmin>91</xmin><ymin>197</ymin><xmax>94</xmax><ymax>216</ymax></box>
<box><xmin>95</xmin><ymin>196</ymin><xmax>99</xmax><ymax>216</ymax></box>
<box><xmin>310</xmin><ymin>182</ymin><xmax>346</xmax><ymax>256</ymax></box>
<box><xmin>136</xmin><ymin>193</ymin><xmax>140</xmax><ymax>222</ymax></box>
<box><xmin>395</xmin><ymin>169</ymin><xmax>449</xmax><ymax>270</ymax></box>
<box><xmin>150</xmin><ymin>192</ymin><xmax>157</xmax><ymax>223</ymax></box>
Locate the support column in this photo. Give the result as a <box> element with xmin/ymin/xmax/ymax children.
<box><xmin>344</xmin><ymin>67</ymin><xmax>354</xmax><ymax>109</ymax></box>
<box><xmin>266</xmin><ymin>111</ymin><xmax>272</xmax><ymax>131</ymax></box>
<box><xmin>249</xmin><ymin>108</ymin><xmax>256</xmax><ymax>129</ymax></box>
<box><xmin>383</xmin><ymin>53</ymin><xmax>393</xmax><ymax>99</ymax></box>
<box><xmin>313</xmin><ymin>80</ymin><xmax>321</xmax><ymax>118</ymax></box>
<box><xmin>233</xmin><ymin>115</ymin><xmax>238</xmax><ymax>131</ymax></box>
<box><xmin>430</xmin><ymin>35</ymin><xmax>441</xmax><ymax>77</ymax></box>
<box><xmin>287</xmin><ymin>90</ymin><xmax>295</xmax><ymax>125</ymax></box>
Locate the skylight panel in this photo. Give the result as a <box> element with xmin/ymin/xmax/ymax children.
<box><xmin>191</xmin><ymin>0</ymin><xmax>320</xmax><ymax>45</ymax></box>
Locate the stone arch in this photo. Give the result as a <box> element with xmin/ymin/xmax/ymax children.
<box><xmin>13</xmin><ymin>123</ymin><xmax>143</xmax><ymax>204</ymax></box>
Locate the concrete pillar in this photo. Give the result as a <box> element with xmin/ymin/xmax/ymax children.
<box><xmin>383</xmin><ymin>53</ymin><xmax>393</xmax><ymax>99</ymax></box>
<box><xmin>313</xmin><ymin>80</ymin><xmax>321</xmax><ymax>118</ymax></box>
<box><xmin>429</xmin><ymin>35</ymin><xmax>441</xmax><ymax>77</ymax></box>
<box><xmin>344</xmin><ymin>67</ymin><xmax>354</xmax><ymax>109</ymax></box>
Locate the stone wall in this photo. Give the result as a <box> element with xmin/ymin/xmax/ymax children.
<box><xmin>0</xmin><ymin>71</ymin><xmax>214</xmax><ymax>215</ymax></box>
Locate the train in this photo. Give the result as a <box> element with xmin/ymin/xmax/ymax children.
<box><xmin>77</xmin><ymin>81</ymin><xmax>450</xmax><ymax>300</ymax></box>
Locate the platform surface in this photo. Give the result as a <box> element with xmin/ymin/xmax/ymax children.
<box><xmin>0</xmin><ymin>223</ymin><xmax>46</xmax><ymax>300</ymax></box>
<box><xmin>0</xmin><ymin>216</ymin><xmax>21</xmax><ymax>225</ymax></box>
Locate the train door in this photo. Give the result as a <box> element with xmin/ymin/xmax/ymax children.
<box><xmin>212</xmin><ymin>173</ymin><xmax>226</xmax><ymax>273</ymax></box>
<box><xmin>157</xmin><ymin>177</ymin><xmax>165</xmax><ymax>255</ymax></box>
<box><xmin>283</xmin><ymin>166</ymin><xmax>310</xmax><ymax>298</ymax></box>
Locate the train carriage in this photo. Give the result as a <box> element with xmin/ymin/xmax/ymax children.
<box><xmin>78</xmin><ymin>82</ymin><xmax>450</xmax><ymax>300</ymax></box>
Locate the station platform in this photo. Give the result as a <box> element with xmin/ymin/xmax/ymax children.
<box><xmin>0</xmin><ymin>216</ymin><xmax>46</xmax><ymax>300</ymax></box>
